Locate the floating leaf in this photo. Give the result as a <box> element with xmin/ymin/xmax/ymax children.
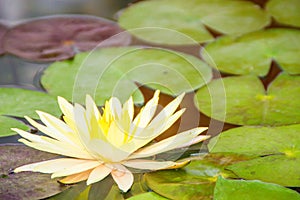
<box><xmin>202</xmin><ymin>28</ymin><xmax>300</xmax><ymax>76</ymax></box>
<box><xmin>208</xmin><ymin>125</ymin><xmax>300</xmax><ymax>156</ymax></box>
<box><xmin>214</xmin><ymin>176</ymin><xmax>300</xmax><ymax>200</ymax></box>
<box><xmin>4</xmin><ymin>15</ymin><xmax>131</xmax><ymax>62</ymax></box>
<box><xmin>41</xmin><ymin>46</ymin><xmax>212</xmax><ymax>105</ymax></box>
<box><xmin>0</xmin><ymin>116</ymin><xmax>28</xmax><ymax>137</ymax></box>
<box><xmin>127</xmin><ymin>192</ymin><xmax>168</xmax><ymax>200</ymax></box>
<box><xmin>266</xmin><ymin>0</ymin><xmax>300</xmax><ymax>28</ymax></box>
<box><xmin>0</xmin><ymin>23</ymin><xmax>7</xmax><ymax>55</ymax></box>
<box><xmin>144</xmin><ymin>153</ymin><xmax>249</xmax><ymax>200</ymax></box>
<box><xmin>0</xmin><ymin>87</ymin><xmax>61</xmax><ymax>118</ymax></box>
<box><xmin>194</xmin><ymin>73</ymin><xmax>300</xmax><ymax>126</ymax></box>
<box><xmin>145</xmin><ymin>169</ymin><xmax>214</xmax><ymax>200</ymax></box>
<box><xmin>118</xmin><ymin>0</ymin><xmax>270</xmax><ymax>45</ymax></box>
<box><xmin>208</xmin><ymin>125</ymin><xmax>300</xmax><ymax>186</ymax></box>
<box><xmin>227</xmin><ymin>155</ymin><xmax>300</xmax><ymax>187</ymax></box>
<box><xmin>0</xmin><ymin>144</ymin><xmax>66</xmax><ymax>200</ymax></box>
<box><xmin>47</xmin><ymin>182</ymin><xmax>88</xmax><ymax>200</ymax></box>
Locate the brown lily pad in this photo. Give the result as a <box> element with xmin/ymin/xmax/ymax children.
<box><xmin>0</xmin><ymin>23</ymin><xmax>7</xmax><ymax>55</ymax></box>
<box><xmin>4</xmin><ymin>15</ymin><xmax>131</xmax><ymax>62</ymax></box>
<box><xmin>0</xmin><ymin>144</ymin><xmax>66</xmax><ymax>200</ymax></box>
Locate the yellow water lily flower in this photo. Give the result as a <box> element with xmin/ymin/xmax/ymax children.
<box><xmin>12</xmin><ymin>90</ymin><xmax>209</xmax><ymax>192</ymax></box>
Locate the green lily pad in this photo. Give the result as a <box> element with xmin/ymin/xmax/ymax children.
<box><xmin>0</xmin><ymin>87</ymin><xmax>61</xmax><ymax>118</ymax></box>
<box><xmin>194</xmin><ymin>73</ymin><xmax>300</xmax><ymax>126</ymax></box>
<box><xmin>266</xmin><ymin>0</ymin><xmax>300</xmax><ymax>28</ymax></box>
<box><xmin>0</xmin><ymin>116</ymin><xmax>29</xmax><ymax>137</ymax></box>
<box><xmin>208</xmin><ymin>125</ymin><xmax>300</xmax><ymax>186</ymax></box>
<box><xmin>127</xmin><ymin>192</ymin><xmax>168</xmax><ymax>200</ymax></box>
<box><xmin>202</xmin><ymin>28</ymin><xmax>300</xmax><ymax>76</ymax></box>
<box><xmin>0</xmin><ymin>144</ymin><xmax>66</xmax><ymax>200</ymax></box>
<box><xmin>118</xmin><ymin>0</ymin><xmax>270</xmax><ymax>45</ymax></box>
<box><xmin>214</xmin><ymin>176</ymin><xmax>300</xmax><ymax>200</ymax></box>
<box><xmin>144</xmin><ymin>153</ymin><xmax>250</xmax><ymax>200</ymax></box>
<box><xmin>227</xmin><ymin>155</ymin><xmax>300</xmax><ymax>187</ymax></box>
<box><xmin>41</xmin><ymin>46</ymin><xmax>212</xmax><ymax>105</ymax></box>
<box><xmin>47</xmin><ymin>182</ymin><xmax>88</xmax><ymax>200</ymax></box>
<box><xmin>208</xmin><ymin>125</ymin><xmax>300</xmax><ymax>156</ymax></box>
<box><xmin>145</xmin><ymin>169</ymin><xmax>215</xmax><ymax>200</ymax></box>
<box><xmin>4</xmin><ymin>15</ymin><xmax>131</xmax><ymax>62</ymax></box>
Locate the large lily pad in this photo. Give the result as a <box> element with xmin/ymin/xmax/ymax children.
<box><xmin>4</xmin><ymin>15</ymin><xmax>131</xmax><ymax>62</ymax></box>
<box><xmin>0</xmin><ymin>116</ymin><xmax>29</xmax><ymax>137</ymax></box>
<box><xmin>214</xmin><ymin>176</ymin><xmax>300</xmax><ymax>200</ymax></box>
<box><xmin>194</xmin><ymin>73</ymin><xmax>300</xmax><ymax>126</ymax></box>
<box><xmin>201</xmin><ymin>28</ymin><xmax>300</xmax><ymax>76</ymax></box>
<box><xmin>0</xmin><ymin>23</ymin><xmax>7</xmax><ymax>55</ymax></box>
<box><xmin>227</xmin><ymin>155</ymin><xmax>300</xmax><ymax>187</ymax></box>
<box><xmin>144</xmin><ymin>153</ymin><xmax>250</xmax><ymax>200</ymax></box>
<box><xmin>0</xmin><ymin>87</ymin><xmax>61</xmax><ymax>118</ymax></box>
<box><xmin>0</xmin><ymin>144</ymin><xmax>66</xmax><ymax>200</ymax></box>
<box><xmin>208</xmin><ymin>125</ymin><xmax>300</xmax><ymax>186</ymax></box>
<box><xmin>208</xmin><ymin>125</ymin><xmax>300</xmax><ymax>156</ymax></box>
<box><xmin>266</xmin><ymin>0</ymin><xmax>300</xmax><ymax>28</ymax></box>
<box><xmin>118</xmin><ymin>0</ymin><xmax>270</xmax><ymax>45</ymax></box>
<box><xmin>41</xmin><ymin>46</ymin><xmax>212</xmax><ymax>105</ymax></box>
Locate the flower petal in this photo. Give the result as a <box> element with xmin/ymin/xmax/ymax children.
<box><xmin>18</xmin><ymin>138</ymin><xmax>93</xmax><ymax>159</ymax></box>
<box><xmin>132</xmin><ymin>90</ymin><xmax>159</xmax><ymax>129</ymax></box>
<box><xmin>25</xmin><ymin>115</ymin><xmax>80</xmax><ymax>146</ymax></box>
<box><xmin>122</xmin><ymin>96</ymin><xmax>134</xmax><ymax>122</ymax></box>
<box><xmin>13</xmin><ymin>128</ymin><xmax>93</xmax><ymax>159</ymax></box>
<box><xmin>87</xmin><ymin>164</ymin><xmax>112</xmax><ymax>185</ymax></box>
<box><xmin>148</xmin><ymin>92</ymin><xmax>184</xmax><ymax>128</ymax></box>
<box><xmin>111</xmin><ymin>164</ymin><xmax>133</xmax><ymax>192</ymax></box>
<box><xmin>51</xmin><ymin>160</ymin><xmax>101</xmax><ymax>178</ymax></box>
<box><xmin>123</xmin><ymin>159</ymin><xmax>181</xmax><ymax>170</ymax></box>
<box><xmin>109</xmin><ymin>97</ymin><xmax>122</xmax><ymax>119</ymax></box>
<box><xmin>88</xmin><ymin>139</ymin><xmax>131</xmax><ymax>162</ymax></box>
<box><xmin>57</xmin><ymin>96</ymin><xmax>74</xmax><ymax>120</ymax></box>
<box><xmin>106</xmin><ymin>121</ymin><xmax>127</xmax><ymax>147</ymax></box>
<box><xmin>85</xmin><ymin>95</ymin><xmax>106</xmax><ymax>140</ymax></box>
<box><xmin>14</xmin><ymin>158</ymin><xmax>89</xmax><ymax>173</ymax></box>
<box><xmin>73</xmin><ymin>103</ymin><xmax>90</xmax><ymax>143</ymax></box>
<box><xmin>176</xmin><ymin>135</ymin><xmax>210</xmax><ymax>149</ymax></box>
<box><xmin>139</xmin><ymin>108</ymin><xmax>185</xmax><ymax>140</ymax></box>
<box><xmin>129</xmin><ymin>127</ymin><xmax>208</xmax><ymax>159</ymax></box>
<box><xmin>59</xmin><ymin>169</ymin><xmax>93</xmax><ymax>184</ymax></box>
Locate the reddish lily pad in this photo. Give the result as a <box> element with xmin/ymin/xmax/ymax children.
<box><xmin>266</xmin><ymin>0</ymin><xmax>300</xmax><ymax>28</ymax></box>
<box><xmin>0</xmin><ymin>144</ymin><xmax>66</xmax><ymax>200</ymax></box>
<box><xmin>194</xmin><ymin>73</ymin><xmax>300</xmax><ymax>126</ymax></box>
<box><xmin>118</xmin><ymin>0</ymin><xmax>270</xmax><ymax>45</ymax></box>
<box><xmin>202</xmin><ymin>28</ymin><xmax>300</xmax><ymax>76</ymax></box>
<box><xmin>0</xmin><ymin>23</ymin><xmax>7</xmax><ymax>55</ymax></box>
<box><xmin>4</xmin><ymin>15</ymin><xmax>131</xmax><ymax>62</ymax></box>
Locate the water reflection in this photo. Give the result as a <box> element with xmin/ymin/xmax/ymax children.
<box><xmin>0</xmin><ymin>0</ymin><xmax>133</xmax><ymax>21</ymax></box>
<box><xmin>0</xmin><ymin>55</ymin><xmax>48</xmax><ymax>90</ymax></box>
